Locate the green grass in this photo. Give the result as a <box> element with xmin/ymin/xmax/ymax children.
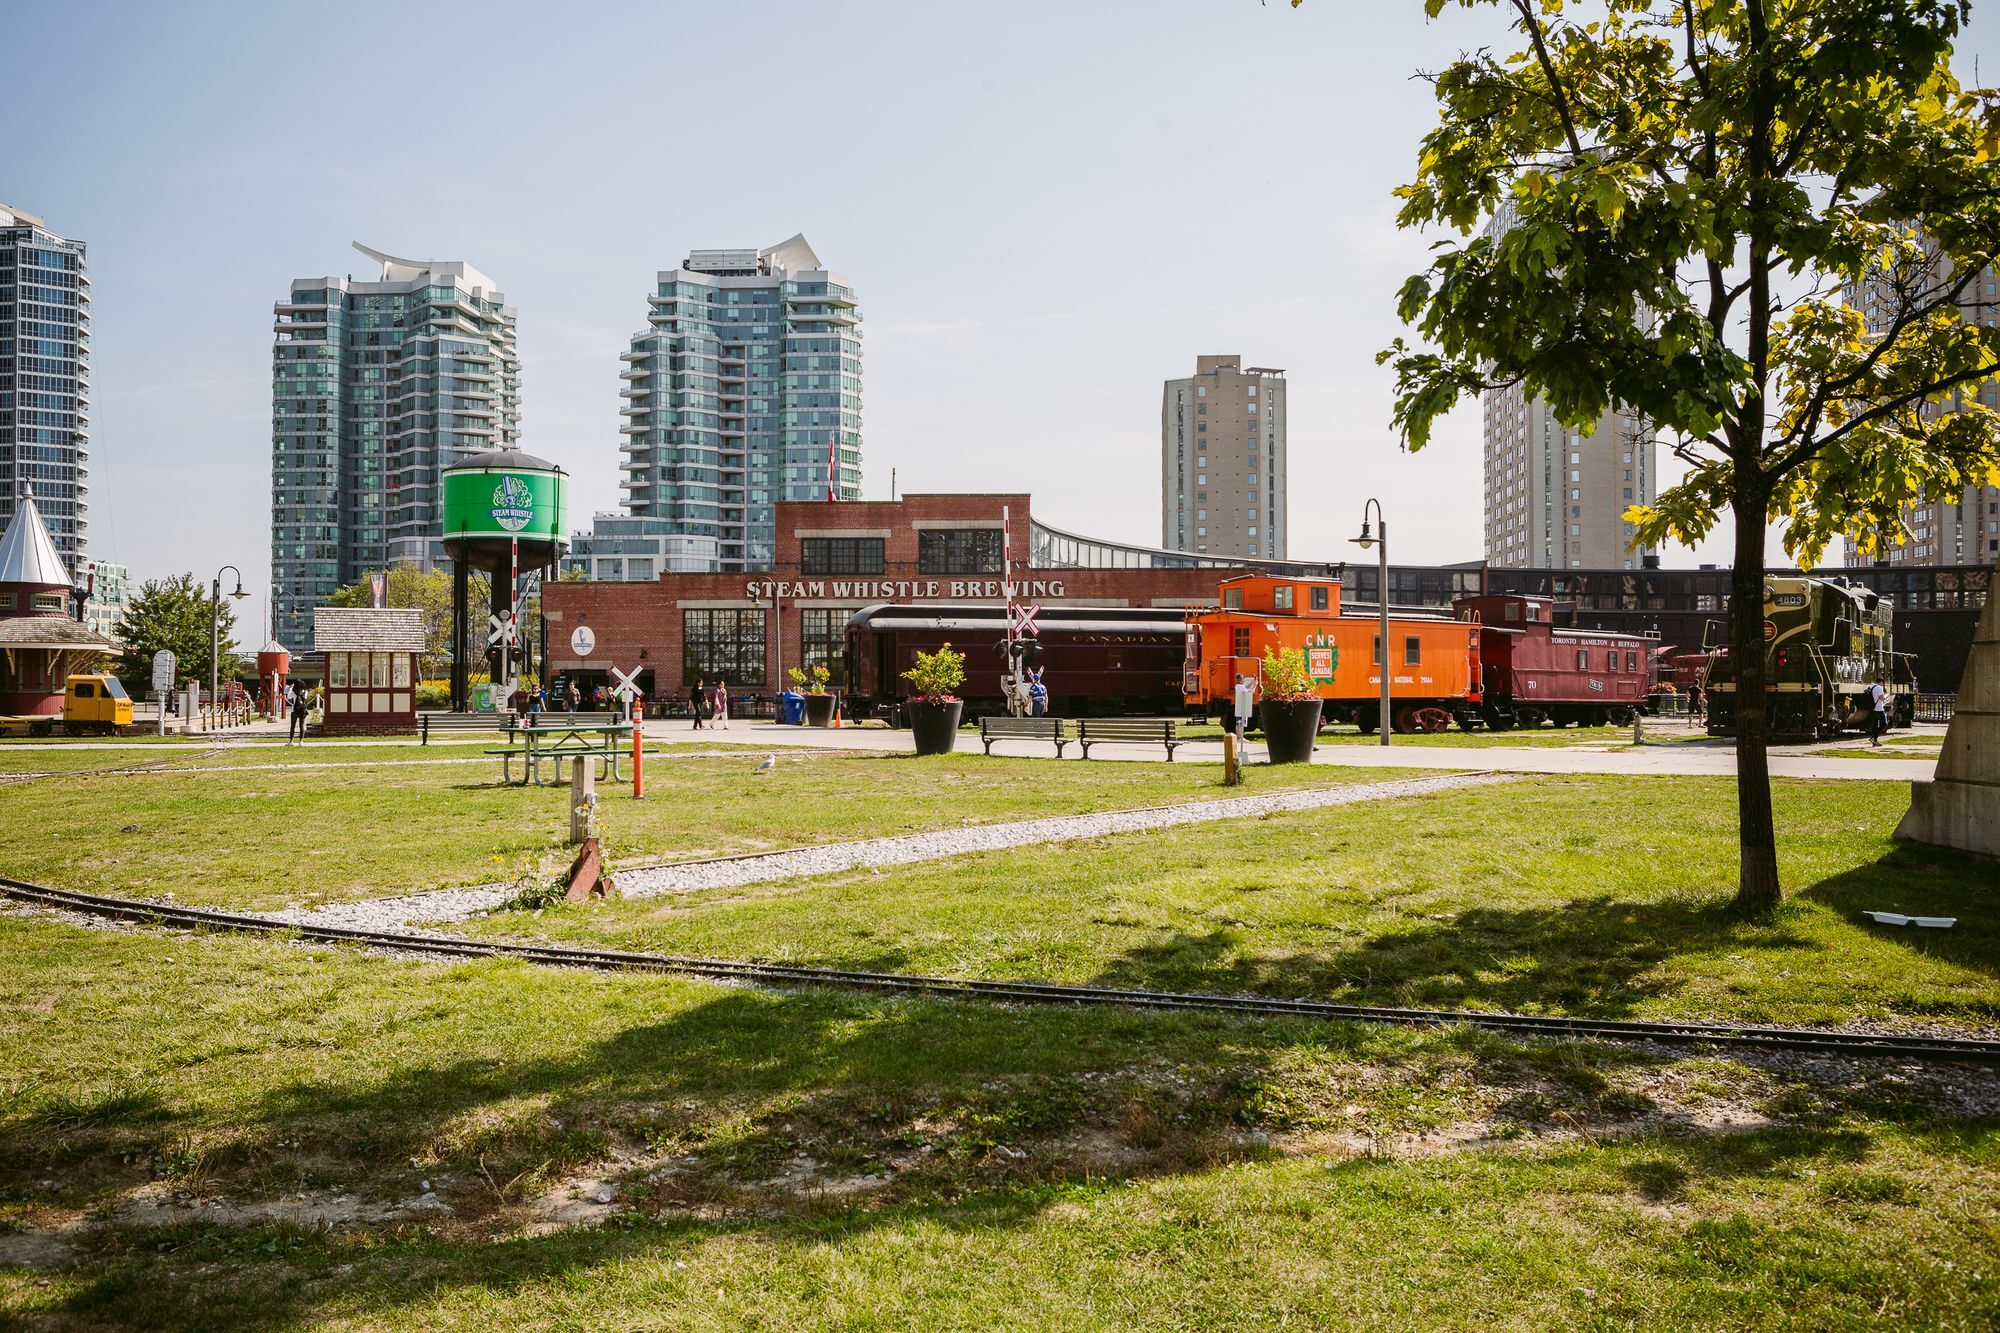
<box><xmin>0</xmin><ymin>737</ymin><xmax>785</xmax><ymax>775</ymax></box>
<box><xmin>1175</xmin><ymin>721</ymin><xmax>1662</xmax><ymax>747</ymax></box>
<box><xmin>0</xmin><ymin>751</ymin><xmax>1411</xmax><ymax>910</ymax></box>
<box><xmin>3</xmin><ymin>918</ymin><xmax>1997</xmax><ymax>1329</ymax></box>
<box><xmin>476</xmin><ymin>776</ymin><xmax>2000</xmax><ymax>1030</ymax></box>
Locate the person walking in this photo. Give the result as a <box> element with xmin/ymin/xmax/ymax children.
<box><xmin>287</xmin><ymin>679</ymin><xmax>309</xmax><ymax>745</ymax></box>
<box><xmin>712</xmin><ymin>679</ymin><xmax>729</xmax><ymax>729</ymax></box>
<box><xmin>689</xmin><ymin>680</ymin><xmax>707</xmax><ymax>730</ymax></box>
<box><xmin>1868</xmin><ymin>675</ymin><xmax>1890</xmax><ymax>746</ymax></box>
<box><xmin>1027</xmin><ymin>669</ymin><xmax>1048</xmax><ymax>718</ymax></box>
<box><xmin>1232</xmin><ymin>672</ymin><xmax>1258</xmax><ymax>739</ymax></box>
<box><xmin>1687</xmin><ymin>680</ymin><xmax>1703</xmax><ymax>723</ymax></box>
<box><xmin>526</xmin><ymin>685</ymin><xmax>545</xmax><ymax>725</ymax></box>
<box><xmin>566</xmin><ymin>679</ymin><xmax>580</xmax><ymax>714</ymax></box>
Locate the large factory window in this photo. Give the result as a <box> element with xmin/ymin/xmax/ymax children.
<box><xmin>918</xmin><ymin>528</ymin><xmax>1003</xmax><ymax>575</ymax></box>
<box><xmin>800</xmin><ymin>609</ymin><xmax>848</xmax><ymax>687</ymax></box>
<box><xmin>801</xmin><ymin>538</ymin><xmax>885</xmax><ymax>575</ymax></box>
<box><xmin>682</xmin><ymin>609</ymin><xmax>768</xmax><ymax>687</ymax></box>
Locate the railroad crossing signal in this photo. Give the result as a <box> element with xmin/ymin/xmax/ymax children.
<box><xmin>1010</xmin><ymin>602</ymin><xmax>1041</xmax><ymax>638</ymax></box>
<box><xmin>609</xmin><ymin>665</ymin><xmax>644</xmax><ymax>703</ymax></box>
<box><xmin>488</xmin><ymin>611</ymin><xmax>518</xmax><ymax>648</ymax></box>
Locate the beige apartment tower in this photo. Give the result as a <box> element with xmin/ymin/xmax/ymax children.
<box><xmin>1162</xmin><ymin>355</ymin><xmax>1287</xmax><ymax>559</ymax></box>
<box><xmin>1482</xmin><ymin>387</ymin><xmax>1657</xmax><ymax>569</ymax></box>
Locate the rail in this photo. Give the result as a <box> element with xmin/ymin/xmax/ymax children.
<box><xmin>7</xmin><ymin>876</ymin><xmax>1996</xmax><ymax>1065</ymax></box>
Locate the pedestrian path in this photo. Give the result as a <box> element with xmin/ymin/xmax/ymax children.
<box><xmin>268</xmin><ymin>771</ymin><xmax>1511</xmax><ymax>931</ymax></box>
<box><xmin>639</xmin><ymin>720</ymin><xmax>1939</xmax><ymax>782</ymax></box>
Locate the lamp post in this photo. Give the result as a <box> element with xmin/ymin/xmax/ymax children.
<box><xmin>211</xmin><ymin>565</ymin><xmax>248</xmax><ymax>726</ymax></box>
<box><xmin>1350</xmin><ymin>500</ymin><xmax>1391</xmax><ymax>747</ymax></box>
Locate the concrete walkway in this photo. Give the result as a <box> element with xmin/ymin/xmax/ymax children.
<box><xmin>641</xmin><ymin>718</ymin><xmax>1939</xmax><ymax>783</ymax></box>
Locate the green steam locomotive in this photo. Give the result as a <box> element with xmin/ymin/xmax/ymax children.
<box><xmin>1704</xmin><ymin>576</ymin><xmax>1916</xmax><ymax>743</ymax></box>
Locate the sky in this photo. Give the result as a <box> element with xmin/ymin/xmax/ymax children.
<box><xmin>6</xmin><ymin>0</ymin><xmax>1997</xmax><ymax>643</ymax></box>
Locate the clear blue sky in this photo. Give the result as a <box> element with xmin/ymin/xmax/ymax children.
<box><xmin>6</xmin><ymin>0</ymin><xmax>1995</xmax><ymax>641</ymax></box>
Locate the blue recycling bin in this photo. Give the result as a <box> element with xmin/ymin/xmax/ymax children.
<box><xmin>777</xmin><ymin>691</ymin><xmax>807</xmax><ymax>725</ymax></box>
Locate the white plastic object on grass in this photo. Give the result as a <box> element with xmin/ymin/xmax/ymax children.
<box><xmin>1863</xmin><ymin>911</ymin><xmax>1957</xmax><ymax>928</ymax></box>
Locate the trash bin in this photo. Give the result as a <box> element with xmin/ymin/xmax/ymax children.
<box><xmin>778</xmin><ymin>691</ymin><xmax>807</xmax><ymax>725</ymax></box>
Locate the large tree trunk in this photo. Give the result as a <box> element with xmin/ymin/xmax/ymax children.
<box><xmin>1730</xmin><ymin>483</ymin><xmax>1782</xmax><ymax>915</ymax></box>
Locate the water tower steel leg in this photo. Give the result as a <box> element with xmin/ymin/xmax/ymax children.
<box><xmin>451</xmin><ymin>560</ymin><xmax>469</xmax><ymax>712</ymax></box>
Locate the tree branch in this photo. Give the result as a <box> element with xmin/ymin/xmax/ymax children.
<box><xmin>1511</xmin><ymin>0</ymin><xmax>1585</xmax><ymax>160</ymax></box>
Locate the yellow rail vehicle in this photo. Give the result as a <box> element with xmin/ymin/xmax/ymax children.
<box><xmin>0</xmin><ymin>673</ymin><xmax>134</xmax><ymax>737</ymax></box>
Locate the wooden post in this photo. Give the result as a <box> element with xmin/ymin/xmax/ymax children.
<box><xmin>1223</xmin><ymin>731</ymin><xmax>1241</xmax><ymax>786</ymax></box>
<box><xmin>631</xmin><ymin>721</ymin><xmax>644</xmax><ymax>800</ymax></box>
<box><xmin>569</xmin><ymin>761</ymin><xmax>595</xmax><ymax>844</ymax></box>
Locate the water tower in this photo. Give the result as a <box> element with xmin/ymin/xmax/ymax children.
<box><xmin>441</xmin><ymin>448</ymin><xmax>570</xmax><ymax>711</ymax></box>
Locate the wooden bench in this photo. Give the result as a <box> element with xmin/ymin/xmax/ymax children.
<box><xmin>979</xmin><ymin>716</ymin><xmax>1069</xmax><ymax>757</ymax></box>
<box><xmin>1077</xmin><ymin>718</ymin><xmax>1182</xmax><ymax>760</ymax></box>
<box><xmin>420</xmin><ymin>711</ymin><xmax>515</xmax><ymax>745</ymax></box>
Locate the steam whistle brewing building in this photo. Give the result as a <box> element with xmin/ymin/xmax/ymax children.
<box><xmin>542</xmin><ymin>494</ymin><xmax>1333</xmax><ymax>703</ymax></box>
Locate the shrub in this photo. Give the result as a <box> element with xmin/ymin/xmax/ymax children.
<box><xmin>1260</xmin><ymin>646</ymin><xmax>1317</xmax><ymax>702</ymax></box>
<box><xmin>414</xmin><ymin>683</ymin><xmax>451</xmax><ymax>709</ymax></box>
<box><xmin>787</xmin><ymin>664</ymin><xmax>831</xmax><ymax>694</ymax></box>
<box><xmin>901</xmin><ymin>643</ymin><xmax>966</xmax><ymax>702</ymax></box>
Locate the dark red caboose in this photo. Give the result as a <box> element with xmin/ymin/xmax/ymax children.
<box><xmin>1454</xmin><ymin>594</ymin><xmax>1659</xmax><ymax>730</ymax></box>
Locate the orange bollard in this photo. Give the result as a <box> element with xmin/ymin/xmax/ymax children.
<box><xmin>631</xmin><ymin>718</ymin><xmax>644</xmax><ymax>799</ymax></box>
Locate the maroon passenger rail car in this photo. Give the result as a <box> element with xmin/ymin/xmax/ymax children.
<box><xmin>844</xmin><ymin>603</ymin><xmax>1188</xmax><ymax>722</ymax></box>
<box><xmin>1454</xmin><ymin>594</ymin><xmax>1659</xmax><ymax>729</ymax></box>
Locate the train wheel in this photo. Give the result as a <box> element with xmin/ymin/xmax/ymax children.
<box><xmin>1606</xmin><ymin>706</ymin><xmax>1634</xmax><ymax>727</ymax></box>
<box><xmin>1356</xmin><ymin>706</ymin><xmax>1380</xmax><ymax>734</ymax></box>
<box><xmin>1513</xmin><ymin>707</ymin><xmax>1542</xmax><ymax>730</ymax></box>
<box><xmin>1392</xmin><ymin>706</ymin><xmax>1418</xmax><ymax>734</ymax></box>
<box><xmin>1414</xmin><ymin>707</ymin><xmax>1453</xmax><ymax>733</ymax></box>
<box><xmin>29</xmin><ymin>720</ymin><xmax>53</xmax><ymax>737</ymax></box>
<box><xmin>1480</xmin><ymin>704</ymin><xmax>1512</xmax><ymax>732</ymax></box>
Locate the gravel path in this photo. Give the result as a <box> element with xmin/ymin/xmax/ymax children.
<box><xmin>264</xmin><ymin>771</ymin><xmax>1512</xmax><ymax>931</ymax></box>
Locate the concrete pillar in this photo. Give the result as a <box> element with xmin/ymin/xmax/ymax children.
<box><xmin>1895</xmin><ymin>557</ymin><xmax>2000</xmax><ymax>858</ymax></box>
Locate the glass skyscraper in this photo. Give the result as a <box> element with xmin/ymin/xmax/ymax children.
<box><xmin>270</xmin><ymin>244</ymin><xmax>519</xmax><ymax>647</ymax></box>
<box><xmin>619</xmin><ymin>234</ymin><xmax>860</xmax><ymax>568</ymax></box>
<box><xmin>0</xmin><ymin>204</ymin><xmax>89</xmax><ymax>566</ymax></box>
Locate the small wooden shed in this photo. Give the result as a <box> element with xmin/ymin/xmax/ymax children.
<box><xmin>313</xmin><ymin>608</ymin><xmax>425</xmax><ymax>735</ymax></box>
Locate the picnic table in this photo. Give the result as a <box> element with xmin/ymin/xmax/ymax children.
<box><xmin>490</xmin><ymin>719</ymin><xmax>636</xmax><ymax>786</ymax></box>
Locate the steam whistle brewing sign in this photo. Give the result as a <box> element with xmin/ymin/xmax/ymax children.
<box><xmin>491</xmin><ymin>476</ymin><xmax>535</xmax><ymax>532</ymax></box>
<box><xmin>441</xmin><ymin>467</ymin><xmax>569</xmax><ymax>542</ymax></box>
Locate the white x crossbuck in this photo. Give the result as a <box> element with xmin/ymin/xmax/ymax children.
<box><xmin>1009</xmin><ymin>602</ymin><xmax>1042</xmax><ymax>638</ymax></box>
<box><xmin>487</xmin><ymin>611</ymin><xmax>518</xmax><ymax>648</ymax></box>
<box><xmin>609</xmin><ymin>665</ymin><xmax>644</xmax><ymax>703</ymax></box>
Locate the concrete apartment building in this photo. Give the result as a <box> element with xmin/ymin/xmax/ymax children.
<box><xmin>0</xmin><ymin>203</ymin><xmax>89</xmax><ymax>566</ymax></box>
<box><xmin>1481</xmin><ymin>196</ymin><xmax>1656</xmax><ymax>569</ymax></box>
<box><xmin>1844</xmin><ymin>251</ymin><xmax>2000</xmax><ymax>570</ymax></box>
<box><xmin>619</xmin><ymin>234</ymin><xmax>860</xmax><ymax>572</ymax></box>
<box><xmin>269</xmin><ymin>243</ymin><xmax>520</xmax><ymax>648</ymax></box>
<box><xmin>1161</xmin><ymin>355</ymin><xmax>1287</xmax><ymax>560</ymax></box>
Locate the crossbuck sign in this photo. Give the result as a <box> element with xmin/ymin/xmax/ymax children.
<box><xmin>609</xmin><ymin>665</ymin><xmax>644</xmax><ymax>704</ymax></box>
<box><xmin>487</xmin><ymin>611</ymin><xmax>518</xmax><ymax>648</ymax></box>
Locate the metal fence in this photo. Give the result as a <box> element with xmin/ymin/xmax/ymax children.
<box><xmin>1914</xmin><ymin>693</ymin><xmax>1957</xmax><ymax>724</ymax></box>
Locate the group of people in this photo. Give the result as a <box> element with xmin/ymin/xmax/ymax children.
<box><xmin>689</xmin><ymin>679</ymin><xmax>730</xmax><ymax>729</ymax></box>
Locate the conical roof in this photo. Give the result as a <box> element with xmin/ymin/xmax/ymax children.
<box><xmin>445</xmin><ymin>447</ymin><xmax>560</xmax><ymax>474</ymax></box>
<box><xmin>0</xmin><ymin>491</ymin><xmax>71</xmax><ymax>589</ymax></box>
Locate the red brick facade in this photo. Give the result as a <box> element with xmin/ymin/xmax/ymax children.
<box><xmin>543</xmin><ymin>494</ymin><xmax>1244</xmax><ymax>703</ymax></box>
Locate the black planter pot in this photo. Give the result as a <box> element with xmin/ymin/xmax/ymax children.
<box><xmin>1258</xmin><ymin>697</ymin><xmax>1323</xmax><ymax>764</ymax></box>
<box><xmin>905</xmin><ymin>699</ymin><xmax>964</xmax><ymax>755</ymax></box>
<box><xmin>803</xmin><ymin>693</ymin><xmax>837</xmax><ymax>727</ymax></box>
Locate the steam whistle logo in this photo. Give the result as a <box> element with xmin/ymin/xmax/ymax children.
<box><xmin>490</xmin><ymin>476</ymin><xmax>534</xmax><ymax>533</ymax></box>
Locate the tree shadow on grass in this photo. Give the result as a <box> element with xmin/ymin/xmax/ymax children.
<box><xmin>1797</xmin><ymin>840</ymin><xmax>2000</xmax><ymax>984</ymax></box>
<box><xmin>1083</xmin><ymin>895</ymin><xmax>1813</xmax><ymax>1019</ymax></box>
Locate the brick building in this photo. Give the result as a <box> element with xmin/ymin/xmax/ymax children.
<box><xmin>542</xmin><ymin>493</ymin><xmax>1329</xmax><ymax>706</ymax></box>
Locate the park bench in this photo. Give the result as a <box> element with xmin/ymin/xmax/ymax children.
<box><xmin>1076</xmin><ymin>718</ymin><xmax>1182</xmax><ymax>760</ymax></box>
<box><xmin>419</xmin><ymin>711</ymin><xmax>515</xmax><ymax>745</ymax></box>
<box><xmin>979</xmin><ymin>716</ymin><xmax>1069</xmax><ymax>757</ymax></box>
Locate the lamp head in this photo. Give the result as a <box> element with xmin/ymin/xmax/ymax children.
<box><xmin>1350</xmin><ymin>522</ymin><xmax>1376</xmax><ymax>550</ymax></box>
<box><xmin>229</xmin><ymin>581</ymin><xmax>248</xmax><ymax>600</ymax></box>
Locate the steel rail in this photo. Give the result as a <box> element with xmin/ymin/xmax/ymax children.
<box><xmin>6</xmin><ymin>876</ymin><xmax>1997</xmax><ymax>1064</ymax></box>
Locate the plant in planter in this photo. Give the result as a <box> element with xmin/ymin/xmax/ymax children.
<box><xmin>789</xmin><ymin>664</ymin><xmax>837</xmax><ymax>725</ymax></box>
<box><xmin>900</xmin><ymin>642</ymin><xmax>966</xmax><ymax>755</ymax></box>
<box><xmin>1256</xmin><ymin>645</ymin><xmax>1323</xmax><ymax>763</ymax></box>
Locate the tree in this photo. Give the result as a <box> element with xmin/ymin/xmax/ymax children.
<box><xmin>1369</xmin><ymin>0</ymin><xmax>2000</xmax><ymax>912</ymax></box>
<box><xmin>114</xmin><ymin>574</ymin><xmax>242</xmax><ymax>694</ymax></box>
<box><xmin>327</xmin><ymin>563</ymin><xmax>488</xmax><ymax>682</ymax></box>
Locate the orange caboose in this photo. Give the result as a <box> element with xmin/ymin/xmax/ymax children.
<box><xmin>1183</xmin><ymin>574</ymin><xmax>1482</xmax><ymax>733</ymax></box>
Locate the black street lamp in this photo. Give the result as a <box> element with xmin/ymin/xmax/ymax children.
<box><xmin>211</xmin><ymin>565</ymin><xmax>248</xmax><ymax>721</ymax></box>
<box><xmin>1350</xmin><ymin>500</ymin><xmax>1391</xmax><ymax>747</ymax></box>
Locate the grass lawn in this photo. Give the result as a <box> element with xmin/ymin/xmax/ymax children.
<box><xmin>0</xmin><ymin>737</ymin><xmax>785</xmax><ymax>776</ymax></box>
<box><xmin>2</xmin><ymin>918</ymin><xmax>1995</xmax><ymax>1329</ymax></box>
<box><xmin>478</xmin><ymin>776</ymin><xmax>2000</xmax><ymax>1031</ymax></box>
<box><xmin>0</xmin><ymin>750</ymin><xmax>1413</xmax><ymax>911</ymax></box>
<box><xmin>1176</xmin><ymin>720</ymin><xmax>1661</xmax><ymax>747</ymax></box>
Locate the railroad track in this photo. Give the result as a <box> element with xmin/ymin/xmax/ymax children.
<box><xmin>6</xmin><ymin>876</ymin><xmax>1998</xmax><ymax>1065</ymax></box>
